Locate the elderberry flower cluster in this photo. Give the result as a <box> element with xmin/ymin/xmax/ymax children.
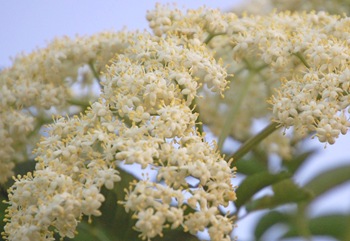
<box><xmin>146</xmin><ymin>4</ymin><xmax>295</xmax><ymax>158</ymax></box>
<box><xmin>4</xmin><ymin>3</ymin><xmax>350</xmax><ymax>241</ymax></box>
<box><xmin>0</xmin><ymin>31</ymin><xmax>132</xmax><ymax>183</ymax></box>
<box><xmin>233</xmin><ymin>0</ymin><xmax>350</xmax><ymax>15</ymax></box>
<box><xmin>3</xmin><ymin>31</ymin><xmax>236</xmax><ymax>241</ymax></box>
<box><xmin>147</xmin><ymin>4</ymin><xmax>350</xmax><ymax>149</ymax></box>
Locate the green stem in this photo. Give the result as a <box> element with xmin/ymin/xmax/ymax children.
<box><xmin>109</xmin><ymin>106</ymin><xmax>133</xmax><ymax>127</ymax></box>
<box><xmin>190</xmin><ymin>101</ymin><xmax>203</xmax><ymax>135</ymax></box>
<box><xmin>218</xmin><ymin>59</ymin><xmax>269</xmax><ymax>151</ymax></box>
<box><xmin>295</xmin><ymin>203</ymin><xmax>312</xmax><ymax>240</ymax></box>
<box><xmin>173</xmin><ymin>78</ymin><xmax>203</xmax><ymax>135</ymax></box>
<box><xmin>66</xmin><ymin>98</ymin><xmax>90</xmax><ymax>110</ymax></box>
<box><xmin>89</xmin><ymin>61</ymin><xmax>102</xmax><ymax>88</ymax></box>
<box><xmin>344</xmin><ymin>215</ymin><xmax>350</xmax><ymax>241</ymax></box>
<box><xmin>217</xmin><ymin>72</ymin><xmax>254</xmax><ymax>150</ymax></box>
<box><xmin>227</xmin><ymin>122</ymin><xmax>280</xmax><ymax>163</ymax></box>
<box><xmin>195</xmin><ymin>107</ymin><xmax>204</xmax><ymax>135</ymax></box>
<box><xmin>293</xmin><ymin>52</ymin><xmax>310</xmax><ymax>68</ymax></box>
<box><xmin>204</xmin><ymin>32</ymin><xmax>225</xmax><ymax>45</ymax></box>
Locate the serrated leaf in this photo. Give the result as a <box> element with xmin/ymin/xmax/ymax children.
<box><xmin>246</xmin><ymin>179</ymin><xmax>312</xmax><ymax>212</ymax></box>
<box><xmin>283</xmin><ymin>214</ymin><xmax>350</xmax><ymax>240</ymax></box>
<box><xmin>254</xmin><ymin>211</ymin><xmax>289</xmax><ymax>240</ymax></box>
<box><xmin>235</xmin><ymin>171</ymin><xmax>291</xmax><ymax>210</ymax></box>
<box><xmin>304</xmin><ymin>165</ymin><xmax>350</xmax><ymax>198</ymax></box>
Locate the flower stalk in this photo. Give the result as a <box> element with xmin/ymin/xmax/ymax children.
<box><xmin>227</xmin><ymin>122</ymin><xmax>280</xmax><ymax>163</ymax></box>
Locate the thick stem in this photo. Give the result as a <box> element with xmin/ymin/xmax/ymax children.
<box><xmin>226</xmin><ymin>122</ymin><xmax>280</xmax><ymax>163</ymax></box>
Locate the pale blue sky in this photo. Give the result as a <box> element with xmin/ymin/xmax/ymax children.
<box><xmin>1</xmin><ymin>1</ymin><xmax>349</xmax><ymax>241</ymax></box>
<box><xmin>0</xmin><ymin>0</ymin><xmax>241</xmax><ymax>67</ymax></box>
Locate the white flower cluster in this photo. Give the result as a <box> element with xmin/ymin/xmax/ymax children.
<box><xmin>228</xmin><ymin>11</ymin><xmax>350</xmax><ymax>144</ymax></box>
<box><xmin>4</xmin><ymin>3</ymin><xmax>350</xmax><ymax>241</ymax></box>
<box><xmin>147</xmin><ymin>5</ymin><xmax>350</xmax><ymax>149</ymax></box>
<box><xmin>147</xmin><ymin>4</ymin><xmax>295</xmax><ymax>157</ymax></box>
<box><xmin>232</xmin><ymin>0</ymin><xmax>350</xmax><ymax>15</ymax></box>
<box><xmin>0</xmin><ymin>31</ymin><xmax>132</xmax><ymax>184</ymax></box>
<box><xmin>4</xmin><ymin>31</ymin><xmax>236</xmax><ymax>241</ymax></box>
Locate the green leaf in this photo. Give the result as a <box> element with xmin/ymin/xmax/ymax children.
<box><xmin>283</xmin><ymin>149</ymin><xmax>316</xmax><ymax>174</ymax></box>
<box><xmin>283</xmin><ymin>214</ymin><xmax>350</xmax><ymax>240</ymax></box>
<box><xmin>0</xmin><ymin>199</ymin><xmax>8</xmax><ymax>241</ymax></box>
<box><xmin>3</xmin><ymin>159</ymin><xmax>37</xmax><ymax>189</ymax></box>
<box><xmin>235</xmin><ymin>158</ymin><xmax>267</xmax><ymax>175</ymax></box>
<box><xmin>254</xmin><ymin>211</ymin><xmax>289</xmax><ymax>240</ymax></box>
<box><xmin>304</xmin><ymin>164</ymin><xmax>350</xmax><ymax>198</ymax></box>
<box><xmin>235</xmin><ymin>171</ymin><xmax>291</xmax><ymax>210</ymax></box>
<box><xmin>98</xmin><ymin>167</ymin><xmax>140</xmax><ymax>241</ymax></box>
<box><xmin>75</xmin><ymin>221</ymin><xmax>114</xmax><ymax>241</ymax></box>
<box><xmin>71</xmin><ymin>168</ymin><xmax>140</xmax><ymax>241</ymax></box>
<box><xmin>246</xmin><ymin>179</ymin><xmax>312</xmax><ymax>212</ymax></box>
<box><xmin>153</xmin><ymin>229</ymin><xmax>200</xmax><ymax>241</ymax></box>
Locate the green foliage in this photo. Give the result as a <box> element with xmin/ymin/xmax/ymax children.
<box><xmin>283</xmin><ymin>150</ymin><xmax>316</xmax><ymax>174</ymax></box>
<box><xmin>254</xmin><ymin>211</ymin><xmax>289</xmax><ymax>240</ymax></box>
<box><xmin>234</xmin><ymin>158</ymin><xmax>267</xmax><ymax>175</ymax></box>
<box><xmin>245</xmin><ymin>179</ymin><xmax>312</xmax><ymax>212</ymax></box>
<box><xmin>304</xmin><ymin>165</ymin><xmax>350</xmax><ymax>198</ymax></box>
<box><xmin>283</xmin><ymin>215</ymin><xmax>350</xmax><ymax>240</ymax></box>
<box><xmin>234</xmin><ymin>171</ymin><xmax>291</xmax><ymax>210</ymax></box>
<box><xmin>232</xmin><ymin>147</ymin><xmax>350</xmax><ymax>241</ymax></box>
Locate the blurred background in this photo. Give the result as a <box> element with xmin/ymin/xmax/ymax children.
<box><xmin>1</xmin><ymin>1</ymin><xmax>350</xmax><ymax>240</ymax></box>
